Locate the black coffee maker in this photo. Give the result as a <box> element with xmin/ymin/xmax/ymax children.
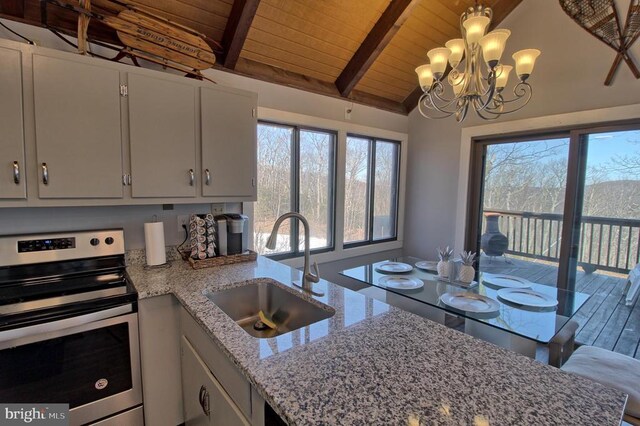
<box><xmin>214</xmin><ymin>214</ymin><xmax>249</xmax><ymax>255</ymax></box>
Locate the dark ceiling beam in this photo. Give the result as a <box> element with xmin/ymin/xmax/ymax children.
<box><xmin>335</xmin><ymin>0</ymin><xmax>420</xmax><ymax>97</ymax></box>
<box><xmin>224</xmin><ymin>57</ymin><xmax>407</xmax><ymax>114</ymax></box>
<box><xmin>220</xmin><ymin>0</ymin><xmax>260</xmax><ymax>69</ymax></box>
<box><xmin>402</xmin><ymin>0</ymin><xmax>524</xmax><ymax>114</ymax></box>
<box><xmin>0</xmin><ymin>1</ymin><xmax>25</xmax><ymax>18</ymax></box>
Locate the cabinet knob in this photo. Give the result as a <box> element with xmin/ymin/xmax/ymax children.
<box><xmin>205</xmin><ymin>169</ymin><xmax>211</xmax><ymax>186</ymax></box>
<box><xmin>189</xmin><ymin>169</ymin><xmax>195</xmax><ymax>186</ymax></box>
<box><xmin>198</xmin><ymin>385</ymin><xmax>210</xmax><ymax>417</ymax></box>
<box><xmin>41</xmin><ymin>163</ymin><xmax>49</xmax><ymax>185</ymax></box>
<box><xmin>13</xmin><ymin>161</ymin><xmax>20</xmax><ymax>185</ymax></box>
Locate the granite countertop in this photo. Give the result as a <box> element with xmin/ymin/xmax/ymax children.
<box><xmin>126</xmin><ymin>254</ymin><xmax>627</xmax><ymax>425</ymax></box>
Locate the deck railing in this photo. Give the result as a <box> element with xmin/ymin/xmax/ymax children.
<box><xmin>484</xmin><ymin>209</ymin><xmax>640</xmax><ymax>274</ymax></box>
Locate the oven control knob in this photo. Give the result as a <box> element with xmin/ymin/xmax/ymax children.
<box><xmin>105</xmin><ymin>237</ymin><xmax>114</xmax><ymax>245</ymax></box>
<box><xmin>90</xmin><ymin>238</ymin><xmax>100</xmax><ymax>246</ymax></box>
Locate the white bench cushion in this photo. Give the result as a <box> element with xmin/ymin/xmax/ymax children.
<box><xmin>562</xmin><ymin>346</ymin><xmax>640</xmax><ymax>418</ymax></box>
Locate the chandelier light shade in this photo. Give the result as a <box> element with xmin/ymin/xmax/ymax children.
<box><xmin>415</xmin><ymin>4</ymin><xmax>541</xmax><ymax>122</ymax></box>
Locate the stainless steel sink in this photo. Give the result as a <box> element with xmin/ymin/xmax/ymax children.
<box><xmin>206</xmin><ymin>279</ymin><xmax>335</xmax><ymax>338</ymax></box>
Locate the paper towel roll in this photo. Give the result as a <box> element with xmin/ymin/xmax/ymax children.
<box><xmin>144</xmin><ymin>222</ymin><xmax>166</xmax><ymax>266</ymax></box>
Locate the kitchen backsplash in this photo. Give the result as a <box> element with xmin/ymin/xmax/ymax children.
<box><xmin>0</xmin><ymin>203</ymin><xmax>242</xmax><ymax>249</ymax></box>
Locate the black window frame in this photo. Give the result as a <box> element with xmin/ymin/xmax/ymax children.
<box><xmin>344</xmin><ymin>134</ymin><xmax>401</xmax><ymax>249</ymax></box>
<box><xmin>257</xmin><ymin>120</ymin><xmax>338</xmax><ymax>261</ymax></box>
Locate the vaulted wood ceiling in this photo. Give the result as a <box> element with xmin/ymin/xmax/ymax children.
<box><xmin>0</xmin><ymin>0</ymin><xmax>523</xmax><ymax>115</ymax></box>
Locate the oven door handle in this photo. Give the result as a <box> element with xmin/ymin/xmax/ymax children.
<box><xmin>0</xmin><ymin>304</ymin><xmax>133</xmax><ymax>348</ymax></box>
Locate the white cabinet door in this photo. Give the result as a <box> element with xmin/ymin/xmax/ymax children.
<box><xmin>201</xmin><ymin>87</ymin><xmax>256</xmax><ymax>198</ymax></box>
<box><xmin>128</xmin><ymin>73</ymin><xmax>197</xmax><ymax>198</ymax></box>
<box><xmin>181</xmin><ymin>336</ymin><xmax>249</xmax><ymax>426</ymax></box>
<box><xmin>33</xmin><ymin>55</ymin><xmax>123</xmax><ymax>198</ymax></box>
<box><xmin>0</xmin><ymin>46</ymin><xmax>26</xmax><ymax>199</ymax></box>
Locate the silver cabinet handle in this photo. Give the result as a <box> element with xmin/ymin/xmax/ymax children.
<box><xmin>198</xmin><ymin>385</ymin><xmax>210</xmax><ymax>417</ymax></box>
<box><xmin>205</xmin><ymin>169</ymin><xmax>211</xmax><ymax>186</ymax></box>
<box><xmin>41</xmin><ymin>163</ymin><xmax>49</xmax><ymax>185</ymax></box>
<box><xmin>189</xmin><ymin>169</ymin><xmax>195</xmax><ymax>186</ymax></box>
<box><xmin>12</xmin><ymin>161</ymin><xmax>20</xmax><ymax>184</ymax></box>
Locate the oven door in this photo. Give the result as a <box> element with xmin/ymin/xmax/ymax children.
<box><xmin>0</xmin><ymin>305</ymin><xmax>142</xmax><ymax>426</ymax></box>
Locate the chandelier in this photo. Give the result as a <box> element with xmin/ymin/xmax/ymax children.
<box><xmin>414</xmin><ymin>4</ymin><xmax>541</xmax><ymax>122</ymax></box>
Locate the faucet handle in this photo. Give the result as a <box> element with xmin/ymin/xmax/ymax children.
<box><xmin>307</xmin><ymin>261</ymin><xmax>320</xmax><ymax>283</ymax></box>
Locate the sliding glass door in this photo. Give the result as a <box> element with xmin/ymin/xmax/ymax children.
<box><xmin>467</xmin><ymin>123</ymin><xmax>640</xmax><ymax>356</ymax></box>
<box><xmin>565</xmin><ymin>127</ymin><xmax>640</xmax><ymax>355</ymax></box>
<box><xmin>468</xmin><ymin>135</ymin><xmax>571</xmax><ymax>288</ymax></box>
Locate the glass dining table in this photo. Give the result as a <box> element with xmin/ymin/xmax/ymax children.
<box><xmin>340</xmin><ymin>256</ymin><xmax>590</xmax><ymax>356</ymax></box>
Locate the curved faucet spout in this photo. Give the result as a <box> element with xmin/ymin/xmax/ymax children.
<box><xmin>266</xmin><ymin>212</ymin><xmax>322</xmax><ymax>295</ymax></box>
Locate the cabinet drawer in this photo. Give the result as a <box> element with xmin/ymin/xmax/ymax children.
<box><xmin>182</xmin><ymin>336</ymin><xmax>249</xmax><ymax>426</ymax></box>
<box><xmin>180</xmin><ymin>308</ymin><xmax>252</xmax><ymax>419</ymax></box>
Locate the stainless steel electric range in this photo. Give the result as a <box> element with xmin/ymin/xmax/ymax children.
<box><xmin>0</xmin><ymin>229</ymin><xmax>143</xmax><ymax>425</ymax></box>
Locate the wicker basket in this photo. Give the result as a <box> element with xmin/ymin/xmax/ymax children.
<box><xmin>179</xmin><ymin>249</ymin><xmax>257</xmax><ymax>270</ymax></box>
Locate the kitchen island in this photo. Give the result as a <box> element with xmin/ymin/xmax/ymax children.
<box><xmin>127</xmin><ymin>254</ymin><xmax>627</xmax><ymax>425</ymax></box>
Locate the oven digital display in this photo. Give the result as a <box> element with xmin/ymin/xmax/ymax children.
<box><xmin>18</xmin><ymin>238</ymin><xmax>76</xmax><ymax>252</ymax></box>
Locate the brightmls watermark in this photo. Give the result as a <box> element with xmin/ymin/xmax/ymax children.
<box><xmin>1</xmin><ymin>404</ymin><xmax>68</xmax><ymax>425</ymax></box>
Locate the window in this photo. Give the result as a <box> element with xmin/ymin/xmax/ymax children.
<box><xmin>254</xmin><ymin>122</ymin><xmax>336</xmax><ymax>258</ymax></box>
<box><xmin>344</xmin><ymin>135</ymin><xmax>400</xmax><ymax>247</ymax></box>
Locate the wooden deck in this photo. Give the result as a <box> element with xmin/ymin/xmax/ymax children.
<box><xmin>480</xmin><ymin>255</ymin><xmax>639</xmax><ymax>359</ymax></box>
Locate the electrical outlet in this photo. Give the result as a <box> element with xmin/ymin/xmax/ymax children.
<box><xmin>177</xmin><ymin>215</ymin><xmax>190</xmax><ymax>233</ymax></box>
<box><xmin>211</xmin><ymin>203</ymin><xmax>224</xmax><ymax>216</ymax></box>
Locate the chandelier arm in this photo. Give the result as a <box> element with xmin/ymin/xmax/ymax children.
<box><xmin>475</xmin><ymin>70</ymin><xmax>498</xmax><ymax>112</ymax></box>
<box><xmin>483</xmin><ymin>83</ymin><xmax>533</xmax><ymax>116</ymax></box>
<box><xmin>426</xmin><ymin>82</ymin><xmax>462</xmax><ymax>113</ymax></box>
<box><xmin>418</xmin><ymin>93</ymin><xmax>455</xmax><ymax>119</ymax></box>
<box><xmin>473</xmin><ymin>96</ymin><xmax>503</xmax><ymax>120</ymax></box>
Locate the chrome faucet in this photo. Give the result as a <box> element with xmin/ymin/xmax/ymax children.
<box><xmin>266</xmin><ymin>212</ymin><xmax>322</xmax><ymax>296</ymax></box>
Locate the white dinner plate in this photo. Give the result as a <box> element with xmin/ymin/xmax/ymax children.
<box><xmin>375</xmin><ymin>262</ymin><xmax>413</xmax><ymax>273</ymax></box>
<box><xmin>415</xmin><ymin>260</ymin><xmax>438</xmax><ymax>272</ymax></box>
<box><xmin>497</xmin><ymin>288</ymin><xmax>558</xmax><ymax>308</ymax></box>
<box><xmin>483</xmin><ymin>274</ymin><xmax>532</xmax><ymax>289</ymax></box>
<box><xmin>439</xmin><ymin>292</ymin><xmax>500</xmax><ymax>313</ymax></box>
<box><xmin>378</xmin><ymin>276</ymin><xmax>424</xmax><ymax>290</ymax></box>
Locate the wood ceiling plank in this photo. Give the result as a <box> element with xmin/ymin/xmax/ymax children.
<box><xmin>220</xmin><ymin>0</ymin><xmax>260</xmax><ymax>69</ymax></box>
<box><xmin>245</xmin><ymin>27</ymin><xmax>352</xmax><ymax>69</ymax></box>
<box><xmin>261</xmin><ymin>0</ymin><xmax>388</xmax><ymax>44</ymax></box>
<box><xmin>356</xmin><ymin>79</ymin><xmax>411</xmax><ymax>102</ymax></box>
<box><xmin>249</xmin><ymin>14</ymin><xmax>358</xmax><ymax>59</ymax></box>
<box><xmin>254</xmin><ymin>2</ymin><xmax>365</xmax><ymax>51</ymax></box>
<box><xmin>241</xmin><ymin>39</ymin><xmax>341</xmax><ymax>80</ymax></box>
<box><xmin>336</xmin><ymin>0</ymin><xmax>420</xmax><ymax>97</ymax></box>
<box><xmin>131</xmin><ymin>1</ymin><xmax>228</xmax><ymax>35</ymax></box>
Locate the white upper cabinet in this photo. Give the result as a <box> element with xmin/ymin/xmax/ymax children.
<box><xmin>201</xmin><ymin>87</ymin><xmax>257</xmax><ymax>199</ymax></box>
<box><xmin>33</xmin><ymin>55</ymin><xmax>124</xmax><ymax>198</ymax></box>
<box><xmin>128</xmin><ymin>73</ymin><xmax>197</xmax><ymax>198</ymax></box>
<box><xmin>0</xmin><ymin>46</ymin><xmax>26</xmax><ymax>199</ymax></box>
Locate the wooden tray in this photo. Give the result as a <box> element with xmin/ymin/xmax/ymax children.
<box><xmin>179</xmin><ymin>249</ymin><xmax>257</xmax><ymax>269</ymax></box>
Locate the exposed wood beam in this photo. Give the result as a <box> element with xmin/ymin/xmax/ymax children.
<box><xmin>220</xmin><ymin>57</ymin><xmax>407</xmax><ymax>115</ymax></box>
<box><xmin>0</xmin><ymin>1</ymin><xmax>25</xmax><ymax>18</ymax></box>
<box><xmin>220</xmin><ymin>0</ymin><xmax>260</xmax><ymax>69</ymax></box>
<box><xmin>336</xmin><ymin>0</ymin><xmax>419</xmax><ymax>97</ymax></box>
<box><xmin>403</xmin><ymin>0</ymin><xmax>524</xmax><ymax>113</ymax></box>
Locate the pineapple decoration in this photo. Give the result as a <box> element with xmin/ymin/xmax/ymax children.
<box><xmin>437</xmin><ymin>247</ymin><xmax>454</xmax><ymax>279</ymax></box>
<box><xmin>458</xmin><ymin>251</ymin><xmax>477</xmax><ymax>284</ymax></box>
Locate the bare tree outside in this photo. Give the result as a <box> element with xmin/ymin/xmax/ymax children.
<box><xmin>344</xmin><ymin>137</ymin><xmax>369</xmax><ymax>243</ymax></box>
<box><xmin>480</xmin><ymin>130</ymin><xmax>640</xmax><ymax>275</ymax></box>
<box><xmin>254</xmin><ymin>123</ymin><xmax>335</xmax><ymax>255</ymax></box>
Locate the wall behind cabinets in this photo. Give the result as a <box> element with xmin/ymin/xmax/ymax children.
<box><xmin>0</xmin><ymin>204</ymin><xmax>241</xmax><ymax>249</ymax></box>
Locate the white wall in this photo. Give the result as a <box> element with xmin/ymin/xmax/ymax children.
<box><xmin>0</xmin><ymin>20</ymin><xmax>408</xmax><ymax>249</ymax></box>
<box><xmin>404</xmin><ymin>0</ymin><xmax>640</xmax><ymax>258</ymax></box>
